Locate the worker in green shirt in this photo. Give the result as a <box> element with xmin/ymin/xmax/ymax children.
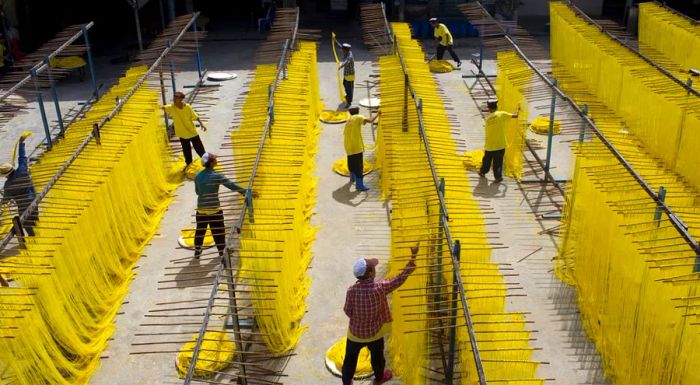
<box><xmin>193</xmin><ymin>153</ymin><xmax>258</xmax><ymax>259</ymax></box>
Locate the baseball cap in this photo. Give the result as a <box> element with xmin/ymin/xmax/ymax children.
<box><xmin>487</xmin><ymin>99</ymin><xmax>498</xmax><ymax>108</ymax></box>
<box><xmin>201</xmin><ymin>152</ymin><xmax>216</xmax><ymax>166</ymax></box>
<box><xmin>342</xmin><ymin>43</ymin><xmax>351</xmax><ymax>49</ymax></box>
<box><xmin>429</xmin><ymin>18</ymin><xmax>438</xmax><ymax>23</ymax></box>
<box><xmin>0</xmin><ymin>162</ymin><xmax>13</xmax><ymax>177</ymax></box>
<box><xmin>353</xmin><ymin>258</ymin><xmax>379</xmax><ymax>278</ymax></box>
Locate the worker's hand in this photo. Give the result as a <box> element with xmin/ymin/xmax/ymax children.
<box><xmin>200</xmin><ymin>123</ymin><xmax>207</xmax><ymax>132</ymax></box>
<box><xmin>243</xmin><ymin>189</ymin><xmax>260</xmax><ymax>199</ymax></box>
<box><xmin>410</xmin><ymin>242</ymin><xmax>420</xmax><ymax>257</ymax></box>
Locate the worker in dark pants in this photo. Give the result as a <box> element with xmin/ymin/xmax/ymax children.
<box><xmin>479</xmin><ymin>99</ymin><xmax>520</xmax><ymax>183</ymax></box>
<box><xmin>344</xmin><ymin>106</ymin><xmax>380</xmax><ymax>191</ymax></box>
<box><xmin>193</xmin><ymin>153</ymin><xmax>257</xmax><ymax>259</ymax></box>
<box><xmin>1</xmin><ymin>134</ymin><xmax>37</xmax><ymax>236</ymax></box>
<box><xmin>429</xmin><ymin>18</ymin><xmax>461</xmax><ymax>68</ymax></box>
<box><xmin>339</xmin><ymin>43</ymin><xmax>355</xmax><ymax>108</ymax></box>
<box><xmin>342</xmin><ymin>243</ymin><xmax>419</xmax><ymax>385</ymax></box>
<box><xmin>163</xmin><ymin>91</ymin><xmax>208</xmax><ymax>171</ymax></box>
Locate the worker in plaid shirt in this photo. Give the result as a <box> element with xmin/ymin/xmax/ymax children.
<box><xmin>339</xmin><ymin>43</ymin><xmax>355</xmax><ymax>108</ymax></box>
<box><xmin>342</xmin><ymin>243</ymin><xmax>419</xmax><ymax>385</ymax></box>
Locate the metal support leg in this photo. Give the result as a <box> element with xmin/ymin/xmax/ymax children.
<box><xmin>167</xmin><ymin>0</ymin><xmax>176</xmax><ymax>22</ymax></box>
<box><xmin>578</xmin><ymin>104</ymin><xmax>588</xmax><ymax>143</ymax></box>
<box><xmin>222</xmin><ymin>250</ymin><xmax>248</xmax><ymax>385</ymax></box>
<box><xmin>92</xmin><ymin>123</ymin><xmax>101</xmax><ymax>145</ymax></box>
<box><xmin>654</xmin><ymin>186</ymin><xmax>666</xmax><ymax>226</ymax></box>
<box><xmin>446</xmin><ymin>240</ymin><xmax>460</xmax><ymax>385</ymax></box>
<box><xmin>245</xmin><ymin>189</ymin><xmax>254</xmax><ymax>224</ymax></box>
<box><xmin>544</xmin><ymin>79</ymin><xmax>558</xmax><ymax>173</ymax></box>
<box><xmin>44</xmin><ymin>58</ymin><xmax>65</xmax><ymax>137</ymax></box>
<box><xmin>32</xmin><ymin>69</ymin><xmax>53</xmax><ymax>150</ymax></box>
<box><xmin>132</xmin><ymin>2</ymin><xmax>144</xmax><ymax>52</ymax></box>
<box><xmin>167</xmin><ymin>41</ymin><xmax>177</xmax><ymax>92</ymax></box>
<box><xmin>403</xmin><ymin>73</ymin><xmax>408</xmax><ymax>132</ymax></box>
<box><xmin>158</xmin><ymin>70</ymin><xmax>170</xmax><ymax>133</ymax></box>
<box><xmin>12</xmin><ymin>215</ymin><xmax>25</xmax><ymax>249</ymax></box>
<box><xmin>192</xmin><ymin>16</ymin><xmax>203</xmax><ymax>80</ymax></box>
<box><xmin>82</xmin><ymin>26</ymin><xmax>99</xmax><ymax>98</ymax></box>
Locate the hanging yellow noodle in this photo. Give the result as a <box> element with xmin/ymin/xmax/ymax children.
<box><xmin>378</xmin><ymin>23</ymin><xmax>542</xmax><ymax>385</ymax></box>
<box><xmin>331</xmin><ymin>32</ymin><xmax>345</xmax><ymax>102</ymax></box>
<box><xmin>232</xmin><ymin>41</ymin><xmax>320</xmax><ymax>355</ymax></box>
<box><xmin>638</xmin><ymin>2</ymin><xmax>700</xmax><ymax>73</ymax></box>
<box><xmin>559</xmin><ymin>140</ymin><xmax>700</xmax><ymax>384</ymax></box>
<box><xmin>0</xmin><ymin>65</ymin><xmax>180</xmax><ymax>384</ymax></box>
<box><xmin>495</xmin><ymin>51</ymin><xmax>530</xmax><ymax>181</ymax></box>
<box><xmin>550</xmin><ymin>2</ymin><xmax>700</xmax><ymax>192</ymax></box>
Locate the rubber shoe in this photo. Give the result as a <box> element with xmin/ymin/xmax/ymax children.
<box><xmin>373</xmin><ymin>369</ymin><xmax>393</xmax><ymax>385</ymax></box>
<box><xmin>457</xmin><ymin>61</ymin><xmax>462</xmax><ymax>68</ymax></box>
<box><xmin>356</xmin><ymin>176</ymin><xmax>370</xmax><ymax>191</ymax></box>
<box><xmin>478</xmin><ymin>172</ymin><xmax>486</xmax><ymax>178</ymax></box>
<box><xmin>494</xmin><ymin>177</ymin><xmax>503</xmax><ymax>183</ymax></box>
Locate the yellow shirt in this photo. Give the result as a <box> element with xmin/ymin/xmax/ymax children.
<box><xmin>347</xmin><ymin>323</ymin><xmax>388</xmax><ymax>343</ymax></box>
<box><xmin>484</xmin><ymin>111</ymin><xmax>513</xmax><ymax>151</ymax></box>
<box><xmin>164</xmin><ymin>103</ymin><xmax>199</xmax><ymax>139</ymax></box>
<box><xmin>434</xmin><ymin>23</ymin><xmax>453</xmax><ymax>46</ymax></box>
<box><xmin>344</xmin><ymin>114</ymin><xmax>365</xmax><ymax>155</ymax></box>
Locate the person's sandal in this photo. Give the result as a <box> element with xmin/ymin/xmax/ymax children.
<box><xmin>373</xmin><ymin>369</ymin><xmax>393</xmax><ymax>385</ymax></box>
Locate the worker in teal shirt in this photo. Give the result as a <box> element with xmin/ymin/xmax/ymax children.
<box><xmin>193</xmin><ymin>152</ymin><xmax>257</xmax><ymax>259</ymax></box>
<box><xmin>1</xmin><ymin>135</ymin><xmax>37</xmax><ymax>236</ymax></box>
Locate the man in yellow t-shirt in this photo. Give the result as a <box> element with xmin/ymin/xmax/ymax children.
<box><xmin>162</xmin><ymin>91</ymin><xmax>208</xmax><ymax>170</ymax></box>
<box><xmin>429</xmin><ymin>18</ymin><xmax>461</xmax><ymax>68</ymax></box>
<box><xmin>344</xmin><ymin>105</ymin><xmax>380</xmax><ymax>191</ymax></box>
<box><xmin>479</xmin><ymin>99</ymin><xmax>520</xmax><ymax>183</ymax></box>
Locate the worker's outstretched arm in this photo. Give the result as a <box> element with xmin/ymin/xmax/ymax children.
<box><xmin>379</xmin><ymin>243</ymin><xmax>419</xmax><ymax>293</ymax></box>
<box><xmin>219</xmin><ymin>174</ymin><xmax>259</xmax><ymax>198</ymax></box>
<box><xmin>364</xmin><ymin>110</ymin><xmax>381</xmax><ymax>124</ymax></box>
<box><xmin>511</xmin><ymin>104</ymin><xmax>521</xmax><ymax>119</ymax></box>
<box><xmin>17</xmin><ymin>138</ymin><xmax>28</xmax><ymax>175</ymax></box>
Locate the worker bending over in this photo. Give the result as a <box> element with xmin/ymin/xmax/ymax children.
<box><xmin>429</xmin><ymin>18</ymin><xmax>461</xmax><ymax>68</ymax></box>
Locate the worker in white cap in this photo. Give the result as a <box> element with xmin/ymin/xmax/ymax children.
<box><xmin>162</xmin><ymin>91</ymin><xmax>208</xmax><ymax>171</ymax></box>
<box><xmin>479</xmin><ymin>99</ymin><xmax>520</xmax><ymax>183</ymax></box>
<box><xmin>429</xmin><ymin>17</ymin><xmax>461</xmax><ymax>68</ymax></box>
<box><xmin>1</xmin><ymin>134</ymin><xmax>37</xmax><ymax>236</ymax></box>
<box><xmin>193</xmin><ymin>152</ymin><xmax>258</xmax><ymax>259</ymax></box>
<box><xmin>339</xmin><ymin>43</ymin><xmax>355</xmax><ymax>107</ymax></box>
<box><xmin>342</xmin><ymin>243</ymin><xmax>420</xmax><ymax>385</ymax></box>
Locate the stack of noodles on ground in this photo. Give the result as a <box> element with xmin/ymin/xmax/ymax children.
<box><xmin>0</xmin><ymin>65</ymin><xmax>179</xmax><ymax>384</ymax></box>
<box><xmin>560</xmin><ymin>141</ymin><xmax>700</xmax><ymax>383</ymax></box>
<box><xmin>495</xmin><ymin>51</ymin><xmax>530</xmax><ymax>181</ymax></box>
<box><xmin>552</xmin><ymin>3</ymin><xmax>700</xmax><ymax>382</ymax></box>
<box><xmin>550</xmin><ymin>3</ymin><xmax>700</xmax><ymax>191</ymax></box>
<box><xmin>376</xmin><ymin>23</ymin><xmax>542</xmax><ymax>384</ymax></box>
<box><xmin>638</xmin><ymin>2</ymin><xmax>700</xmax><ymax>75</ymax></box>
<box><xmin>232</xmin><ymin>41</ymin><xmax>320</xmax><ymax>355</ymax></box>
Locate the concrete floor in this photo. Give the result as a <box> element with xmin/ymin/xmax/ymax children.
<box><xmin>0</xmin><ymin>16</ymin><xmax>607</xmax><ymax>385</ymax></box>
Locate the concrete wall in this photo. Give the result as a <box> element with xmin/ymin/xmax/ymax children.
<box><xmin>518</xmin><ymin>0</ymin><xmax>604</xmax><ymax>17</ymax></box>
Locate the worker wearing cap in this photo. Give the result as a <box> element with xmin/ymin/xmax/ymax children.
<box><xmin>162</xmin><ymin>91</ymin><xmax>208</xmax><ymax>170</ymax></box>
<box><xmin>429</xmin><ymin>18</ymin><xmax>461</xmax><ymax>68</ymax></box>
<box><xmin>342</xmin><ymin>243</ymin><xmax>419</xmax><ymax>385</ymax></box>
<box><xmin>339</xmin><ymin>43</ymin><xmax>355</xmax><ymax>107</ymax></box>
<box><xmin>479</xmin><ymin>99</ymin><xmax>520</xmax><ymax>183</ymax></box>
<box><xmin>1</xmin><ymin>134</ymin><xmax>37</xmax><ymax>236</ymax></box>
<box><xmin>345</xmin><ymin>105</ymin><xmax>380</xmax><ymax>191</ymax></box>
<box><xmin>193</xmin><ymin>152</ymin><xmax>257</xmax><ymax>259</ymax></box>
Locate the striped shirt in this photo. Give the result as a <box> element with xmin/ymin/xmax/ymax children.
<box><xmin>342</xmin><ymin>51</ymin><xmax>355</xmax><ymax>81</ymax></box>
